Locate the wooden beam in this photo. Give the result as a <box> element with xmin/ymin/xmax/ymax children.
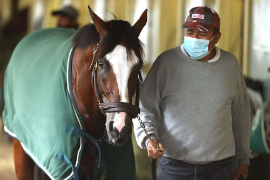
<box><xmin>215</xmin><ymin>0</ymin><xmax>244</xmax><ymax>64</ymax></box>
<box><xmin>242</xmin><ymin>0</ymin><xmax>251</xmax><ymax>76</ymax></box>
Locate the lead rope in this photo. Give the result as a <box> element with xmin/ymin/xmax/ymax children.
<box><xmin>136</xmin><ymin>116</ymin><xmax>162</xmax><ymax>152</ymax></box>
<box><xmin>136</xmin><ymin>108</ymin><xmax>161</xmax><ymax>180</ymax></box>
<box><xmin>134</xmin><ymin>70</ymin><xmax>161</xmax><ymax>180</ymax></box>
<box><xmin>135</xmin><ymin>76</ymin><xmax>161</xmax><ymax>152</ymax></box>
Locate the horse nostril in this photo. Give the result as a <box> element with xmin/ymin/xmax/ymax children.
<box><xmin>120</xmin><ymin>126</ymin><xmax>126</xmax><ymax>135</ymax></box>
<box><xmin>114</xmin><ymin>127</ymin><xmax>119</xmax><ymax>136</ymax></box>
<box><xmin>109</xmin><ymin>121</ymin><xmax>114</xmax><ymax>131</ymax></box>
<box><xmin>109</xmin><ymin>121</ymin><xmax>120</xmax><ymax>138</ymax></box>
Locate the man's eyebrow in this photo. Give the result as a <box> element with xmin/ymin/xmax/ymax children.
<box><xmin>198</xmin><ymin>31</ymin><xmax>207</xmax><ymax>34</ymax></box>
<box><xmin>187</xmin><ymin>29</ymin><xmax>194</xmax><ymax>32</ymax></box>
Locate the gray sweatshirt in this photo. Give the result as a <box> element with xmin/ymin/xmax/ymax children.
<box><xmin>133</xmin><ymin>46</ymin><xmax>252</xmax><ymax>164</ymax></box>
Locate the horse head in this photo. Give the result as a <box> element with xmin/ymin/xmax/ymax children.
<box><xmin>88</xmin><ymin>7</ymin><xmax>147</xmax><ymax>146</ymax></box>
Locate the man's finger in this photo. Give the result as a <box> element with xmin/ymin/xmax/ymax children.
<box><xmin>234</xmin><ymin>171</ymin><xmax>241</xmax><ymax>180</ymax></box>
<box><xmin>157</xmin><ymin>142</ymin><xmax>165</xmax><ymax>151</ymax></box>
<box><xmin>153</xmin><ymin>146</ymin><xmax>164</xmax><ymax>154</ymax></box>
<box><xmin>151</xmin><ymin>144</ymin><xmax>163</xmax><ymax>152</ymax></box>
<box><xmin>148</xmin><ymin>148</ymin><xmax>164</xmax><ymax>159</ymax></box>
<box><xmin>159</xmin><ymin>146</ymin><xmax>165</xmax><ymax>152</ymax></box>
<box><xmin>148</xmin><ymin>150</ymin><xmax>153</xmax><ymax>156</ymax></box>
<box><xmin>149</xmin><ymin>152</ymin><xmax>160</xmax><ymax>159</ymax></box>
<box><xmin>241</xmin><ymin>174</ymin><xmax>247</xmax><ymax>180</ymax></box>
<box><xmin>151</xmin><ymin>150</ymin><xmax>163</xmax><ymax>158</ymax></box>
<box><xmin>236</xmin><ymin>175</ymin><xmax>245</xmax><ymax>180</ymax></box>
<box><xmin>153</xmin><ymin>153</ymin><xmax>163</xmax><ymax>159</ymax></box>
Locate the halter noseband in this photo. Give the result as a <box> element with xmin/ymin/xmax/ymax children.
<box><xmin>90</xmin><ymin>43</ymin><xmax>142</xmax><ymax>118</ymax></box>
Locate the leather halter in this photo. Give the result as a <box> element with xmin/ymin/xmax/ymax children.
<box><xmin>89</xmin><ymin>43</ymin><xmax>142</xmax><ymax>118</ymax></box>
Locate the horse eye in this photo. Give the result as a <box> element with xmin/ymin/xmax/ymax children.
<box><xmin>98</xmin><ymin>62</ymin><xmax>103</xmax><ymax>68</ymax></box>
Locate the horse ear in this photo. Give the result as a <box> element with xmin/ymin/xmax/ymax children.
<box><xmin>132</xmin><ymin>9</ymin><xmax>148</xmax><ymax>37</ymax></box>
<box><xmin>88</xmin><ymin>5</ymin><xmax>107</xmax><ymax>39</ymax></box>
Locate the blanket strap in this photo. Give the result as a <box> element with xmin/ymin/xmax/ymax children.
<box><xmin>64</xmin><ymin>124</ymin><xmax>102</xmax><ymax>168</ymax></box>
<box><xmin>57</xmin><ymin>151</ymin><xmax>79</xmax><ymax>180</ymax></box>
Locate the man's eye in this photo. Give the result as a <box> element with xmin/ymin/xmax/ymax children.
<box><xmin>187</xmin><ymin>33</ymin><xmax>193</xmax><ymax>36</ymax></box>
<box><xmin>199</xmin><ymin>34</ymin><xmax>206</xmax><ymax>37</ymax></box>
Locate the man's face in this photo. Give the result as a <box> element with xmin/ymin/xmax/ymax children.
<box><xmin>185</xmin><ymin>29</ymin><xmax>221</xmax><ymax>51</ymax></box>
<box><xmin>56</xmin><ymin>14</ymin><xmax>77</xmax><ymax>29</ymax></box>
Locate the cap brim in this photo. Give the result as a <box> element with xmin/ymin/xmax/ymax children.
<box><xmin>52</xmin><ymin>10</ymin><xmax>69</xmax><ymax>17</ymax></box>
<box><xmin>181</xmin><ymin>22</ymin><xmax>215</xmax><ymax>32</ymax></box>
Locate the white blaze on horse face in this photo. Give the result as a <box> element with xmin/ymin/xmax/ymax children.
<box><xmin>105</xmin><ymin>45</ymin><xmax>139</xmax><ymax>103</ymax></box>
<box><xmin>105</xmin><ymin>45</ymin><xmax>139</xmax><ymax>132</ymax></box>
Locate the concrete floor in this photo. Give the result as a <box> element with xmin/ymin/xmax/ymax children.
<box><xmin>0</xmin><ymin>126</ymin><xmax>152</xmax><ymax>180</ymax></box>
<box><xmin>0</xmin><ymin>139</ymin><xmax>16</xmax><ymax>180</ymax></box>
<box><xmin>0</xmin><ymin>117</ymin><xmax>16</xmax><ymax>180</ymax></box>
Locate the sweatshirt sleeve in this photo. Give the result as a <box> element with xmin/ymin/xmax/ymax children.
<box><xmin>232</xmin><ymin>71</ymin><xmax>253</xmax><ymax>165</ymax></box>
<box><xmin>133</xmin><ymin>59</ymin><xmax>164</xmax><ymax>149</ymax></box>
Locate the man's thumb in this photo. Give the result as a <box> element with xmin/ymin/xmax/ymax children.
<box><xmin>158</xmin><ymin>143</ymin><xmax>165</xmax><ymax>152</ymax></box>
<box><xmin>234</xmin><ymin>170</ymin><xmax>241</xmax><ymax>180</ymax></box>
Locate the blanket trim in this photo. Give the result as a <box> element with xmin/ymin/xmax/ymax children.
<box><xmin>65</xmin><ymin>46</ymin><xmax>85</xmax><ymax>180</ymax></box>
<box><xmin>66</xmin><ymin>47</ymin><xmax>102</xmax><ymax>178</ymax></box>
<box><xmin>3</xmin><ymin>127</ymin><xmax>55</xmax><ymax>179</ymax></box>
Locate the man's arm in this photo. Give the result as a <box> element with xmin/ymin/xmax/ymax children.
<box><xmin>232</xmin><ymin>72</ymin><xmax>253</xmax><ymax>179</ymax></box>
<box><xmin>133</xmin><ymin>58</ymin><xmax>165</xmax><ymax>150</ymax></box>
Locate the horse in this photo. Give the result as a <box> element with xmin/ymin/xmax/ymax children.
<box><xmin>3</xmin><ymin>6</ymin><xmax>147</xmax><ymax>180</ymax></box>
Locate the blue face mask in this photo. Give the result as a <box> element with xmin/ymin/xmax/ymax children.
<box><xmin>183</xmin><ymin>35</ymin><xmax>215</xmax><ymax>60</ymax></box>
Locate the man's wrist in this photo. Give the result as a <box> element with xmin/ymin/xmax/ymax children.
<box><xmin>145</xmin><ymin>135</ymin><xmax>158</xmax><ymax>148</ymax></box>
<box><xmin>238</xmin><ymin>158</ymin><xmax>250</xmax><ymax>165</ymax></box>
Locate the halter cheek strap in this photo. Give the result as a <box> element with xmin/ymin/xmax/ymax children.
<box><xmin>93</xmin><ymin>64</ymin><xmax>102</xmax><ymax>104</ymax></box>
<box><xmin>88</xmin><ymin>43</ymin><xmax>99</xmax><ymax>71</ymax></box>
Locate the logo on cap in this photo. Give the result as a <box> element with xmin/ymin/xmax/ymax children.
<box><xmin>192</xmin><ymin>14</ymin><xmax>205</xmax><ymax>19</ymax></box>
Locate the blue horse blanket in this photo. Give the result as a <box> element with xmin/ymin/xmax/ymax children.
<box><xmin>3</xmin><ymin>28</ymin><xmax>135</xmax><ymax>180</ymax></box>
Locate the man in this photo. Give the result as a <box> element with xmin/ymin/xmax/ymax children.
<box><xmin>134</xmin><ymin>6</ymin><xmax>252</xmax><ymax>180</ymax></box>
<box><xmin>52</xmin><ymin>5</ymin><xmax>79</xmax><ymax>29</ymax></box>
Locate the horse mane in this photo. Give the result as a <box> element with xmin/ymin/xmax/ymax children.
<box><xmin>72</xmin><ymin>20</ymin><xmax>145</xmax><ymax>61</ymax></box>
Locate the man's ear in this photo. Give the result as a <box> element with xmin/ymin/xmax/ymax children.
<box><xmin>214</xmin><ymin>32</ymin><xmax>221</xmax><ymax>44</ymax></box>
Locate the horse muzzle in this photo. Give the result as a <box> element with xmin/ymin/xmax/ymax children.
<box><xmin>99</xmin><ymin>102</ymin><xmax>139</xmax><ymax>145</ymax></box>
<box><xmin>108</xmin><ymin>115</ymin><xmax>133</xmax><ymax>145</ymax></box>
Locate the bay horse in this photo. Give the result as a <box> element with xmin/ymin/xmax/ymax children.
<box><xmin>3</xmin><ymin>6</ymin><xmax>147</xmax><ymax>180</ymax></box>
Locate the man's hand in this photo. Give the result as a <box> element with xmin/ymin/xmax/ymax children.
<box><xmin>233</xmin><ymin>163</ymin><xmax>249</xmax><ymax>180</ymax></box>
<box><xmin>147</xmin><ymin>139</ymin><xmax>165</xmax><ymax>159</ymax></box>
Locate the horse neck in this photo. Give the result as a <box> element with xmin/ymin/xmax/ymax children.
<box><xmin>71</xmin><ymin>46</ymin><xmax>106</xmax><ymax>139</ymax></box>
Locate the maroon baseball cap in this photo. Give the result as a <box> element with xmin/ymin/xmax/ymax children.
<box><xmin>181</xmin><ymin>6</ymin><xmax>220</xmax><ymax>32</ymax></box>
